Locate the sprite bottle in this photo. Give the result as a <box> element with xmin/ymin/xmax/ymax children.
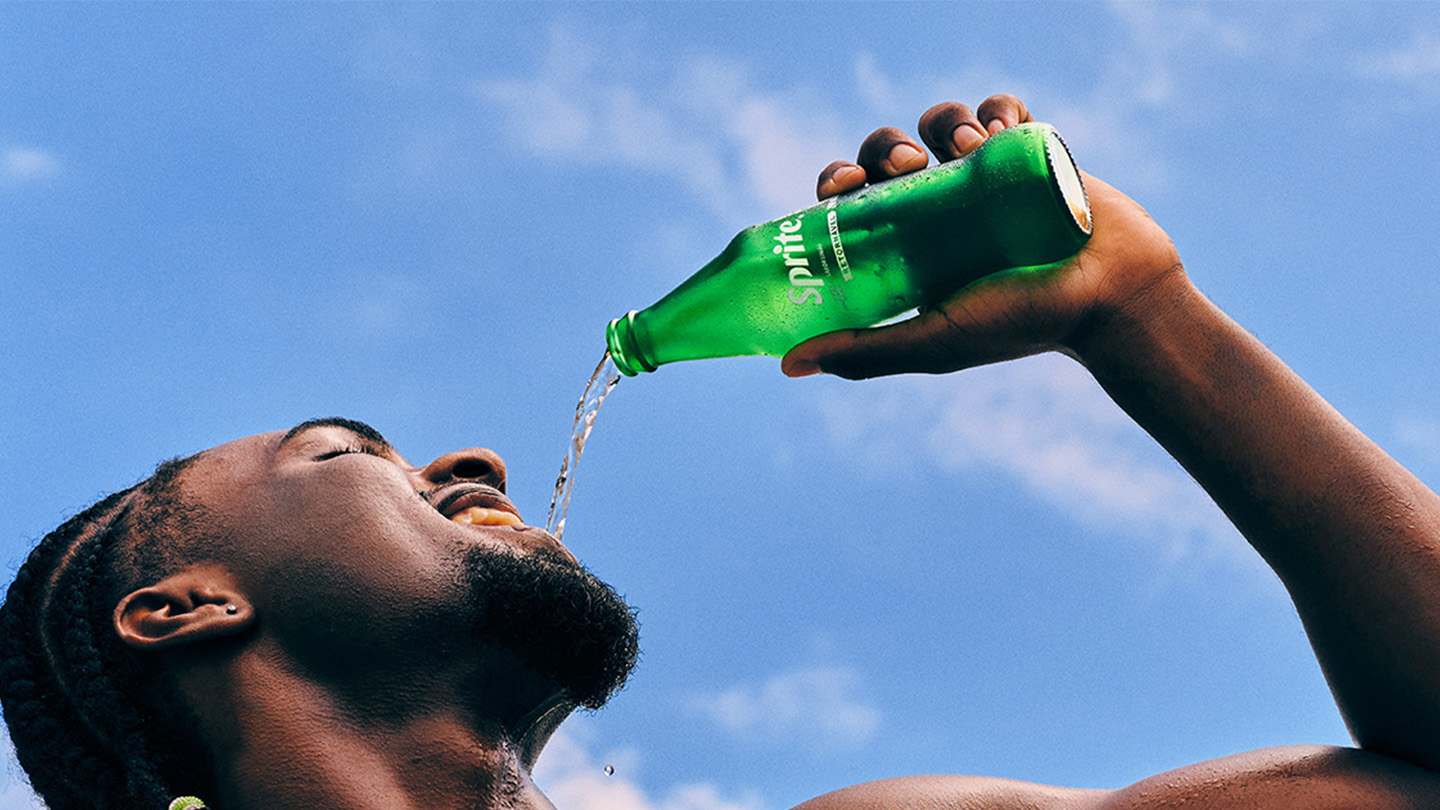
<box><xmin>605</xmin><ymin>122</ymin><xmax>1092</xmax><ymax>376</ymax></box>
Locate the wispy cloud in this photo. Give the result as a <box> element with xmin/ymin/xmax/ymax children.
<box><xmin>468</xmin><ymin>8</ymin><xmax>1295</xmax><ymax>217</ymax></box>
<box><xmin>460</xmin><ymin>5</ymin><xmax>1431</xmax><ymax>223</ymax></box>
<box><xmin>687</xmin><ymin>665</ymin><xmax>881</xmax><ymax>751</ymax></box>
<box><xmin>1354</xmin><ymin>31</ymin><xmax>1440</xmax><ymax>84</ymax></box>
<box><xmin>472</xmin><ymin>23</ymin><xmax>845</xmax><ymax>226</ymax></box>
<box><xmin>535</xmin><ymin>725</ymin><xmax>765</xmax><ymax>810</ymax></box>
<box><xmin>1103</xmin><ymin>1</ymin><xmax>1256</xmax><ymax>104</ymax></box>
<box><xmin>2</xmin><ymin>734</ymin><xmax>42</xmax><ymax>810</ymax></box>
<box><xmin>814</xmin><ymin>354</ymin><xmax>1252</xmax><ymax>573</ymax></box>
<box><xmin>1394</xmin><ymin>415</ymin><xmax>1440</xmax><ymax>468</ymax></box>
<box><xmin>1</xmin><ymin>147</ymin><xmax>61</xmax><ymax>184</ymax></box>
<box><xmin>1039</xmin><ymin>3</ymin><xmax>1261</xmax><ymax>194</ymax></box>
<box><xmin>0</xmin><ymin>774</ymin><xmax>41</xmax><ymax>810</ymax></box>
<box><xmin>842</xmin><ymin>5</ymin><xmax>1267</xmax><ymax>198</ymax></box>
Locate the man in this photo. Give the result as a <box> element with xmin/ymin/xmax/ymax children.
<box><xmin>5</xmin><ymin>95</ymin><xmax>1440</xmax><ymax>809</ymax></box>
<box><xmin>0</xmin><ymin>415</ymin><xmax>640</xmax><ymax>810</ymax></box>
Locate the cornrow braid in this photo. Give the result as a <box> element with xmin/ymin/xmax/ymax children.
<box><xmin>1</xmin><ymin>456</ymin><xmax>213</xmax><ymax>810</ymax></box>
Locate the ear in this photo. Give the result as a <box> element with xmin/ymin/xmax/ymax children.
<box><xmin>113</xmin><ymin>564</ymin><xmax>254</xmax><ymax>651</ymax></box>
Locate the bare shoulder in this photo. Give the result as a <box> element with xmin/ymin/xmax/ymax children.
<box><xmin>1101</xmin><ymin>745</ymin><xmax>1440</xmax><ymax>809</ymax></box>
<box><xmin>791</xmin><ymin>746</ymin><xmax>1440</xmax><ymax>810</ymax></box>
<box><xmin>791</xmin><ymin>773</ymin><xmax>1106</xmax><ymax>810</ymax></box>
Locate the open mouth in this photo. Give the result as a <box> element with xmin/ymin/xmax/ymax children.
<box><xmin>425</xmin><ymin>483</ymin><xmax>577</xmax><ymax>565</ymax></box>
<box><xmin>430</xmin><ymin>485</ymin><xmax>526</xmax><ymax>528</ymax></box>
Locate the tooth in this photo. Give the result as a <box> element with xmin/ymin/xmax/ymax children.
<box><xmin>482</xmin><ymin>508</ymin><xmax>523</xmax><ymax>526</ymax></box>
<box><xmin>450</xmin><ymin>506</ymin><xmax>523</xmax><ymax>527</ymax></box>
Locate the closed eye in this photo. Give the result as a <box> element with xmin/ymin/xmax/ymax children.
<box><xmin>315</xmin><ymin>445</ymin><xmax>382</xmax><ymax>461</ymax></box>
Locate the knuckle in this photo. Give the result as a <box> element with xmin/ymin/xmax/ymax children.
<box><xmin>818</xmin><ymin>160</ymin><xmax>852</xmax><ymax>183</ymax></box>
<box><xmin>919</xmin><ymin>102</ymin><xmax>983</xmax><ymax>159</ymax></box>
<box><xmin>977</xmin><ymin>93</ymin><xmax>1030</xmax><ymax>126</ymax></box>
<box><xmin>919</xmin><ymin>102</ymin><xmax>972</xmax><ymax>129</ymax></box>
<box><xmin>817</xmin><ymin>160</ymin><xmax>862</xmax><ymax>198</ymax></box>
<box><xmin>857</xmin><ymin>126</ymin><xmax>910</xmax><ymax>167</ymax></box>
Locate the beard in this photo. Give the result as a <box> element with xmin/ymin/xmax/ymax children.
<box><xmin>460</xmin><ymin>544</ymin><xmax>639</xmax><ymax>710</ymax></box>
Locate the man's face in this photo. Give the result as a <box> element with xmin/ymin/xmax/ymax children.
<box><xmin>176</xmin><ymin>418</ymin><xmax>637</xmax><ymax>712</ymax></box>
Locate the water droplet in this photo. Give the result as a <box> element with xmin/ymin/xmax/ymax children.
<box><xmin>603</xmin><ymin>764</ymin><xmax>615</xmax><ymax>776</ymax></box>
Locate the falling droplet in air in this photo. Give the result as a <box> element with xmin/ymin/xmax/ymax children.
<box><xmin>603</xmin><ymin>764</ymin><xmax>615</xmax><ymax>776</ymax></box>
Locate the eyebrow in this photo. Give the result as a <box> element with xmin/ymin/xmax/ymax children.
<box><xmin>278</xmin><ymin>417</ymin><xmax>396</xmax><ymax>455</ymax></box>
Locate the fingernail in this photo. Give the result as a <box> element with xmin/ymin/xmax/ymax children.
<box><xmin>885</xmin><ymin>143</ymin><xmax>923</xmax><ymax>172</ymax></box>
<box><xmin>819</xmin><ymin>165</ymin><xmax>865</xmax><ymax>198</ymax></box>
<box><xmin>952</xmin><ymin>126</ymin><xmax>983</xmax><ymax>154</ymax></box>
<box><xmin>986</xmin><ymin>119</ymin><xmax>1005</xmax><ymax>135</ymax></box>
<box><xmin>784</xmin><ymin>358</ymin><xmax>821</xmax><ymax>378</ymax></box>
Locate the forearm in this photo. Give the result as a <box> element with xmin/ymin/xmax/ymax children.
<box><xmin>1072</xmin><ymin>267</ymin><xmax>1440</xmax><ymax>770</ymax></box>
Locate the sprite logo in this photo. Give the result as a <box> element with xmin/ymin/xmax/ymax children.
<box><xmin>775</xmin><ymin>216</ymin><xmax>824</xmax><ymax>305</ymax></box>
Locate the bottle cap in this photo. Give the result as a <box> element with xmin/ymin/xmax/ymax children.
<box><xmin>1044</xmin><ymin>127</ymin><xmax>1092</xmax><ymax>236</ymax></box>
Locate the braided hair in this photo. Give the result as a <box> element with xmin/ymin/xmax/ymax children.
<box><xmin>1</xmin><ymin>456</ymin><xmax>217</xmax><ymax>810</ymax></box>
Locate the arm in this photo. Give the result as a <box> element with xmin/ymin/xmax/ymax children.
<box><xmin>785</xmin><ymin>97</ymin><xmax>1440</xmax><ymax>773</ymax></box>
<box><xmin>1075</xmin><ymin>256</ymin><xmax>1440</xmax><ymax>771</ymax></box>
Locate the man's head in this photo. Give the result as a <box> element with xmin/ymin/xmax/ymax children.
<box><xmin>0</xmin><ymin>418</ymin><xmax>639</xmax><ymax>810</ymax></box>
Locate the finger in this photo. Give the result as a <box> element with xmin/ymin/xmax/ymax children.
<box><xmin>855</xmin><ymin>126</ymin><xmax>928</xmax><ymax>184</ymax></box>
<box><xmin>781</xmin><ymin>308</ymin><xmax>969</xmax><ymax>380</ymax></box>
<box><xmin>976</xmin><ymin>94</ymin><xmax>1032</xmax><ymax>135</ymax></box>
<box><xmin>918</xmin><ymin>102</ymin><xmax>986</xmax><ymax>160</ymax></box>
<box><xmin>817</xmin><ymin>161</ymin><xmax>867</xmax><ymax>200</ymax></box>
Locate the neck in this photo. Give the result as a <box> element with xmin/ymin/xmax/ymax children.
<box><xmin>178</xmin><ymin>640</ymin><xmax>572</xmax><ymax>810</ymax></box>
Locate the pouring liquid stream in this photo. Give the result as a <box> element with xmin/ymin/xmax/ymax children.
<box><xmin>545</xmin><ymin>351</ymin><xmax>621</xmax><ymax>541</ymax></box>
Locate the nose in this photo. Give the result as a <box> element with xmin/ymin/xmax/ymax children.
<box><xmin>420</xmin><ymin>447</ymin><xmax>507</xmax><ymax>493</ymax></box>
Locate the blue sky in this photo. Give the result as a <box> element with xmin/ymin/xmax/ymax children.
<box><xmin>4</xmin><ymin>3</ymin><xmax>1440</xmax><ymax>809</ymax></box>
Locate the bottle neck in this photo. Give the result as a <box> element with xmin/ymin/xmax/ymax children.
<box><xmin>605</xmin><ymin>311</ymin><xmax>655</xmax><ymax>376</ymax></box>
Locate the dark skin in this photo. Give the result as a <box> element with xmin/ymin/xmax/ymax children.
<box><xmin>111</xmin><ymin>96</ymin><xmax>1440</xmax><ymax>809</ymax></box>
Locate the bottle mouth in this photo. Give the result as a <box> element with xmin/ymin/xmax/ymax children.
<box><xmin>605</xmin><ymin>311</ymin><xmax>655</xmax><ymax>376</ymax></box>
<box><xmin>1044</xmin><ymin>127</ymin><xmax>1092</xmax><ymax>236</ymax></box>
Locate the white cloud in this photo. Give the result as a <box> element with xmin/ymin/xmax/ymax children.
<box><xmin>2</xmin><ymin>147</ymin><xmax>60</xmax><ymax>183</ymax></box>
<box><xmin>535</xmin><ymin>726</ymin><xmax>765</xmax><ymax>810</ymax></box>
<box><xmin>1103</xmin><ymin>1</ymin><xmax>1255</xmax><ymax>105</ymax></box>
<box><xmin>829</xmin><ymin>21</ymin><xmax>1187</xmax><ymax>196</ymax></box>
<box><xmin>839</xmin><ymin>5</ymin><xmax>1267</xmax><ymax>196</ymax></box>
<box><xmin>1395</xmin><ymin>415</ymin><xmax>1440</xmax><ymax>466</ymax></box>
<box><xmin>0</xmin><ymin>775</ymin><xmax>41</xmax><ymax>810</ymax></box>
<box><xmin>471</xmin><ymin>23</ymin><xmax>849</xmax><ymax>225</ymax></box>
<box><xmin>1</xmin><ymin>737</ymin><xmax>42</xmax><ymax>810</ymax></box>
<box><xmin>687</xmin><ymin>665</ymin><xmax>881</xmax><ymax>751</ymax></box>
<box><xmin>814</xmin><ymin>354</ymin><xmax>1252</xmax><ymax>571</ymax></box>
<box><xmin>1354</xmin><ymin>31</ymin><xmax>1440</xmax><ymax>82</ymax></box>
<box><xmin>468</xmin><ymin>9</ymin><xmax>1289</xmax><ymax>217</ymax></box>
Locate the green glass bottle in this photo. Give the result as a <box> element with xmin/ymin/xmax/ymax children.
<box><xmin>606</xmin><ymin>122</ymin><xmax>1092</xmax><ymax>376</ymax></box>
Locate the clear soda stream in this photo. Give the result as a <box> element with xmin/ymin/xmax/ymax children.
<box><xmin>545</xmin><ymin>351</ymin><xmax>621</xmax><ymax>541</ymax></box>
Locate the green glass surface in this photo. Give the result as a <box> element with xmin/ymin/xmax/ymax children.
<box><xmin>607</xmin><ymin>123</ymin><xmax>1091</xmax><ymax>376</ymax></box>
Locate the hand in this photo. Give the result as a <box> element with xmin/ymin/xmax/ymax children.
<box><xmin>781</xmin><ymin>95</ymin><xmax>1183</xmax><ymax>379</ymax></box>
